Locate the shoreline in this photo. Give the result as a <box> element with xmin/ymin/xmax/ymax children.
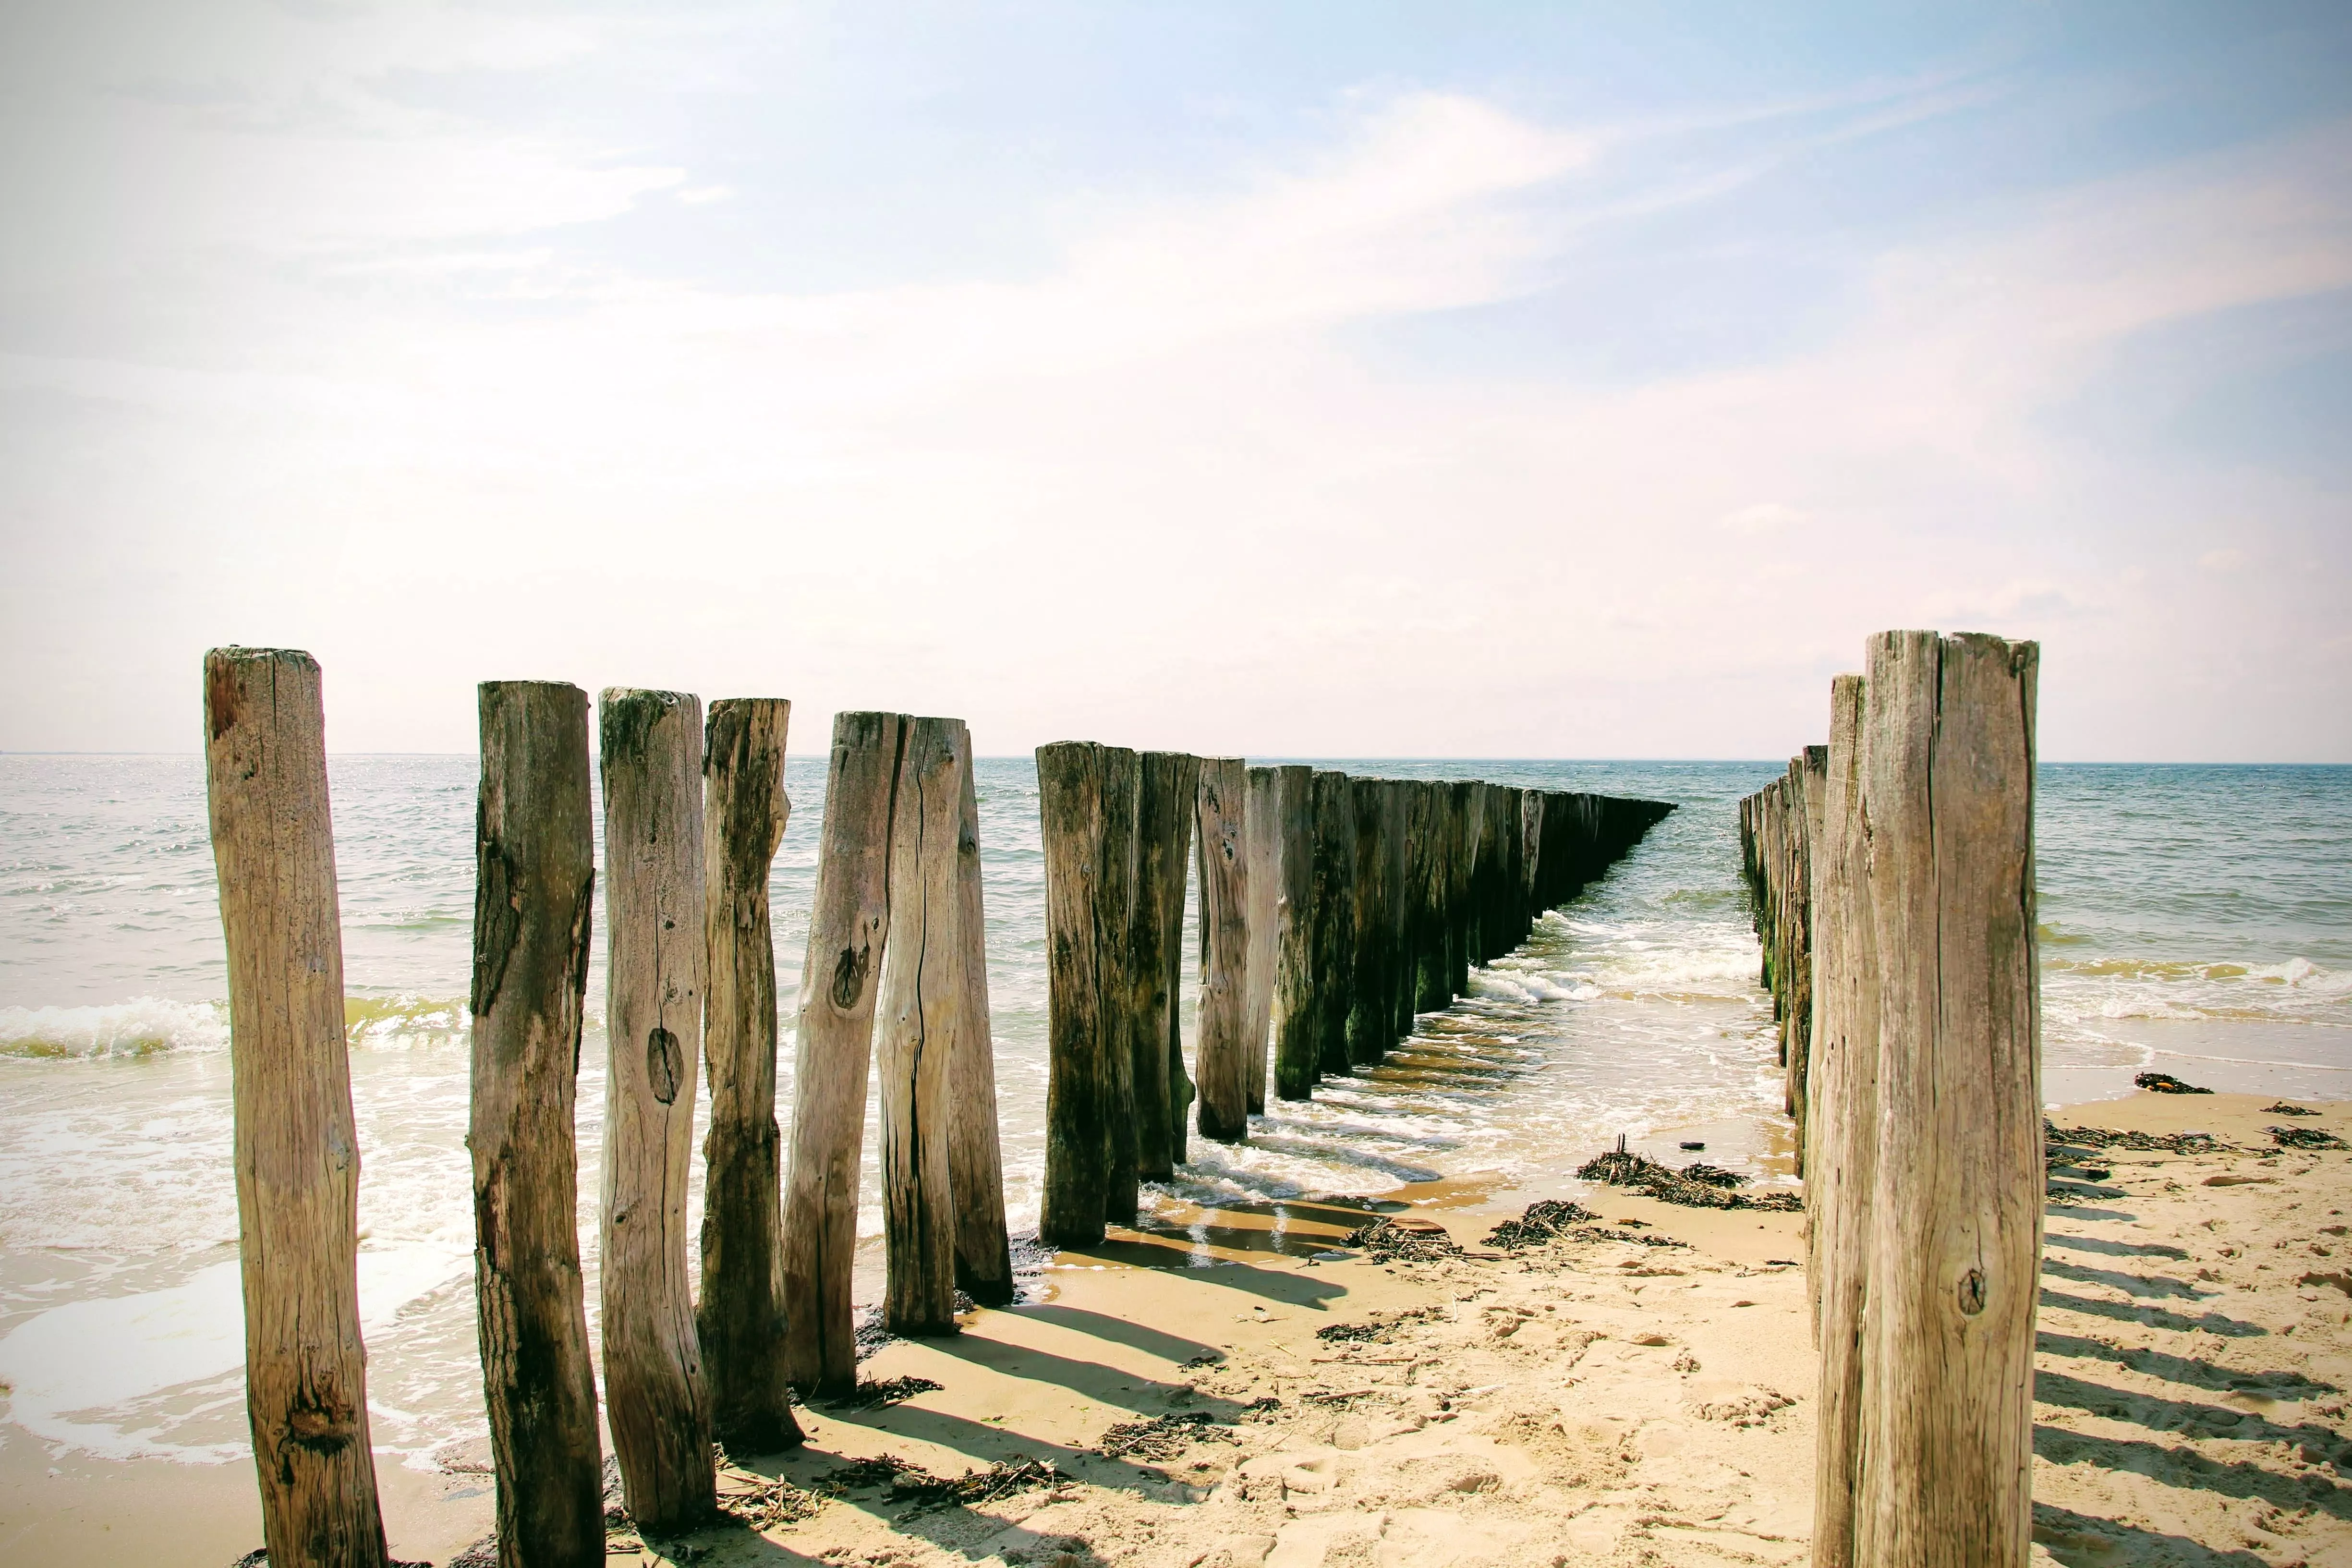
<box><xmin>6</xmin><ymin>1090</ymin><xmax>2352</xmax><ymax>1566</ymax></box>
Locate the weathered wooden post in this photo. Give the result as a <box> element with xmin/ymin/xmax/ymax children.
<box><xmin>204</xmin><ymin>648</ymin><xmax>390</xmax><ymax>1568</ymax></box>
<box><xmin>1134</xmin><ymin>752</ymin><xmax>1198</xmax><ymax>1180</ymax></box>
<box><xmin>1808</xmin><ymin>674</ymin><xmax>1875</xmax><ymax>1568</ymax></box>
<box><xmin>782</xmin><ymin>711</ymin><xmax>903</xmax><ymax>1396</ymax></box>
<box><xmin>1269</xmin><ymin>764</ymin><xmax>1318</xmax><ymax>1100</ymax></box>
<box><xmin>696</xmin><ymin>698</ymin><xmax>805</xmax><ymax>1456</ymax></box>
<box><xmin>1039</xmin><ymin>742</ymin><xmax>1110</xmax><ymax>1246</ymax></box>
<box><xmin>1345</xmin><ymin>776</ymin><xmax>1393</xmax><ymax>1067</ymax></box>
<box><xmin>470</xmin><ymin>681</ymin><xmax>604</xmax><ymax>1564</ymax></box>
<box><xmin>1193</xmin><ymin>758</ymin><xmax>1251</xmax><ymax>1143</ymax></box>
<box><xmin>1786</xmin><ymin>746</ymin><xmax>1826</xmax><ymax>1166</ymax></box>
<box><xmin>598</xmin><ymin>688</ymin><xmax>715</xmax><ymax>1532</ymax></box>
<box><xmin>1242</xmin><ymin>766</ymin><xmax>1281</xmax><ymax>1115</ymax></box>
<box><xmin>1445</xmin><ymin>781</ymin><xmax>1477</xmax><ymax>998</ymax></box>
<box><xmin>1852</xmin><ymin>632</ymin><xmax>2040</xmax><ymax>1567</ymax></box>
<box><xmin>1410</xmin><ymin>780</ymin><xmax>1449</xmax><ymax>1014</ymax></box>
<box><xmin>948</xmin><ymin>728</ymin><xmax>1015</xmax><ymax>1306</ymax></box>
<box><xmin>1520</xmin><ymin>788</ymin><xmax>1545</xmax><ymax>933</ymax></box>
<box><xmin>1384</xmin><ymin>780</ymin><xmax>1416</xmax><ymax>1043</ymax></box>
<box><xmin>877</xmin><ymin>717</ymin><xmax>968</xmax><ymax>1336</ymax></box>
<box><xmin>1309</xmin><ymin>770</ymin><xmax>1357</xmax><ymax>1078</ymax></box>
<box><xmin>1098</xmin><ymin>746</ymin><xmax>1143</xmax><ymax>1225</ymax></box>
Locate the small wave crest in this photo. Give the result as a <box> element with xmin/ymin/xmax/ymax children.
<box><xmin>2047</xmin><ymin>954</ymin><xmax>2352</xmax><ymax>1025</ymax></box>
<box><xmin>0</xmin><ymin>997</ymin><xmax>229</xmax><ymax>1059</ymax></box>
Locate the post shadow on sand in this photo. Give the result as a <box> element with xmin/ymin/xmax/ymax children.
<box><xmin>2044</xmin><ymin>1231</ymin><xmax>2193</xmax><ymax>1261</ymax></box>
<box><xmin>2032</xmin><ymin>1502</ymin><xmax>2269</xmax><ymax>1568</ymax></box>
<box><xmin>2035</xmin><ymin>1424</ymin><xmax>2352</xmax><ymax>1521</ymax></box>
<box><xmin>2037</xmin><ymin>1330</ymin><xmax>2339</xmax><ymax>1398</ymax></box>
<box><xmin>2035</xmin><ymin>1367</ymin><xmax>2352</xmax><ymax>1458</ymax></box>
<box><xmin>2039</xmin><ymin>1286</ymin><xmax>2267</xmax><ymax>1339</ymax></box>
<box><xmin>1010</xmin><ymin>1301</ymin><xmax>1225</xmax><ymax>1363</ymax></box>
<box><xmin>918</xmin><ymin>1332</ymin><xmax>1253</xmax><ymax>1423</ymax></box>
<box><xmin>2041</xmin><ymin>1254</ymin><xmax>2215</xmax><ymax>1301</ymax></box>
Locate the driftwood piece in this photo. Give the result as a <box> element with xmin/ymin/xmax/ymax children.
<box><xmin>876</xmin><ymin>717</ymin><xmax>967</xmax><ymax>1335</ymax></box>
<box><xmin>204</xmin><ymin>647</ymin><xmax>391</xmax><ymax>1568</ymax></box>
<box><xmin>947</xmin><ymin>730</ymin><xmax>1014</xmax><ymax>1305</ymax></box>
<box><xmin>1038</xmin><ymin>742</ymin><xmax>1110</xmax><ymax>1247</ymax></box>
<box><xmin>1854</xmin><ymin>632</ymin><xmax>2041</xmax><ymax>1568</ymax></box>
<box><xmin>597</xmin><ymin>688</ymin><xmax>715</xmax><ymax>1532</ymax></box>
<box><xmin>1241</xmin><ymin>766</ymin><xmax>1281</xmax><ymax>1115</ymax></box>
<box><xmin>471</xmin><ymin>681</ymin><xmax>604</xmax><ymax>1563</ymax></box>
<box><xmin>782</xmin><ymin>711</ymin><xmax>903</xmax><ymax>1396</ymax></box>
<box><xmin>1193</xmin><ymin>758</ymin><xmax>1251</xmax><ymax>1143</ymax></box>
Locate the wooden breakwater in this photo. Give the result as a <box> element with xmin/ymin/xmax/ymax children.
<box><xmin>202</xmin><ymin>647</ymin><xmax>1675</xmax><ymax>1564</ymax></box>
<box><xmin>1037</xmin><ymin>748</ymin><xmax>1675</xmax><ymax>1247</ymax></box>
<box><xmin>1741</xmin><ymin>631</ymin><xmax>2041</xmax><ymax>1568</ymax></box>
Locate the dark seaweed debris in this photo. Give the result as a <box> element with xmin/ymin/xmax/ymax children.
<box><xmin>723</xmin><ymin>1474</ymin><xmax>825</xmax><ymax>1528</ymax></box>
<box><xmin>1484</xmin><ymin>1199</ymin><xmax>1598</xmax><ymax>1250</ymax></box>
<box><xmin>813</xmin><ymin>1453</ymin><xmax>1058</xmax><ymax>1508</ymax></box>
<box><xmin>2270</xmin><ymin>1125</ymin><xmax>2349</xmax><ymax>1151</ymax></box>
<box><xmin>1573</xmin><ymin>1226</ymin><xmax>1691</xmax><ymax>1248</ymax></box>
<box><xmin>1316</xmin><ymin>1307</ymin><xmax>1442</xmax><ymax>1343</ymax></box>
<box><xmin>2135</xmin><ymin>1072</ymin><xmax>2213</xmax><ymax>1095</ymax></box>
<box><xmin>1094</xmin><ymin>1410</ymin><xmax>1235</xmax><ymax>1460</ymax></box>
<box><xmin>822</xmin><ymin>1374</ymin><xmax>944</xmax><ymax>1410</ymax></box>
<box><xmin>1345</xmin><ymin>1216</ymin><xmax>1463</xmax><ymax>1261</ymax></box>
<box><xmin>1575</xmin><ymin>1148</ymin><xmax>1803</xmax><ymax>1212</ymax></box>
<box><xmin>2266</xmin><ymin>1102</ymin><xmax>2322</xmax><ymax>1117</ymax></box>
<box><xmin>2045</xmin><ymin>1121</ymin><xmax>2229</xmax><ymax>1155</ymax></box>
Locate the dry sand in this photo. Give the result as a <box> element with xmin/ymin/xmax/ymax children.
<box><xmin>7</xmin><ymin>1092</ymin><xmax>2352</xmax><ymax>1567</ymax></box>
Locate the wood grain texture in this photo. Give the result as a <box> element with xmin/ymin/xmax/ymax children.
<box><xmin>1241</xmin><ymin>766</ymin><xmax>1281</xmax><ymax>1116</ymax></box>
<box><xmin>1159</xmin><ymin>753</ymin><xmax>1200</xmax><ymax>1170</ymax></box>
<box><xmin>1854</xmin><ymin>631</ymin><xmax>2041</xmax><ymax>1568</ymax></box>
<box><xmin>204</xmin><ymin>647</ymin><xmax>390</xmax><ymax>1568</ymax></box>
<box><xmin>697</xmin><ymin>698</ymin><xmax>805</xmax><ymax>1455</ymax></box>
<box><xmin>1807</xmin><ymin>675</ymin><xmax>1874</xmax><ymax>1568</ymax></box>
<box><xmin>1193</xmin><ymin>758</ymin><xmax>1251</xmax><ymax>1143</ymax></box>
<box><xmin>1038</xmin><ymin>742</ymin><xmax>1109</xmax><ymax>1247</ymax></box>
<box><xmin>1133</xmin><ymin>752</ymin><xmax>1196</xmax><ymax>1179</ymax></box>
<box><xmin>947</xmin><ymin>724</ymin><xmax>1014</xmax><ymax>1305</ymax></box>
<box><xmin>471</xmin><ymin>680</ymin><xmax>603</xmax><ymax>1564</ymax></box>
<box><xmin>1269</xmin><ymin>765</ymin><xmax>1318</xmax><ymax>1101</ymax></box>
<box><xmin>1096</xmin><ymin>746</ymin><xmax>1142</xmax><ymax>1225</ymax></box>
<box><xmin>597</xmin><ymin>688</ymin><xmax>715</xmax><ymax>1532</ymax></box>
<box><xmin>782</xmin><ymin>711</ymin><xmax>904</xmax><ymax>1396</ymax></box>
<box><xmin>876</xmin><ymin>717</ymin><xmax>966</xmax><ymax>1335</ymax></box>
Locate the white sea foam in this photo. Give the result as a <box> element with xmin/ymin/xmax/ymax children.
<box><xmin>0</xmin><ymin>997</ymin><xmax>229</xmax><ymax>1058</ymax></box>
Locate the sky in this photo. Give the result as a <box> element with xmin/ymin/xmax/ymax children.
<box><xmin>1</xmin><ymin>1</ymin><xmax>2347</xmax><ymax>761</ymax></box>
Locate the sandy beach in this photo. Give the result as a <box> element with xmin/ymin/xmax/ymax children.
<box><xmin>4</xmin><ymin>1089</ymin><xmax>2346</xmax><ymax>1567</ymax></box>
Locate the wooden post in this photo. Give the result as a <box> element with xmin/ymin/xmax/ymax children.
<box><xmin>1520</xmin><ymin>788</ymin><xmax>1545</xmax><ymax>934</ymax></box>
<box><xmin>1853</xmin><ymin>632</ymin><xmax>2040</xmax><ymax>1567</ymax></box>
<box><xmin>1192</xmin><ymin>758</ymin><xmax>1250</xmax><ymax>1142</ymax></box>
<box><xmin>1345</xmin><ymin>776</ymin><xmax>1392</xmax><ymax>1067</ymax></box>
<box><xmin>877</xmin><ymin>717</ymin><xmax>967</xmax><ymax>1336</ymax></box>
<box><xmin>782</xmin><ymin>711</ymin><xmax>903</xmax><ymax>1396</ymax></box>
<box><xmin>1269</xmin><ymin>764</ymin><xmax>1318</xmax><ymax>1101</ymax></box>
<box><xmin>1242</xmin><ymin>766</ymin><xmax>1281</xmax><ymax>1116</ymax></box>
<box><xmin>1098</xmin><ymin>746</ymin><xmax>1143</xmax><ymax>1225</ymax></box>
<box><xmin>1309</xmin><ymin>770</ymin><xmax>1357</xmax><ymax>1078</ymax></box>
<box><xmin>1410</xmin><ymin>781</ymin><xmax>1449</xmax><ymax>1014</ymax></box>
<box><xmin>1445</xmin><ymin>781</ymin><xmax>1477</xmax><ymax>998</ymax></box>
<box><xmin>1134</xmin><ymin>752</ymin><xmax>1197</xmax><ymax>1180</ymax></box>
<box><xmin>1384</xmin><ymin>781</ymin><xmax>1416</xmax><ymax>1043</ymax></box>
<box><xmin>947</xmin><ymin>727</ymin><xmax>1015</xmax><ymax>1306</ymax></box>
<box><xmin>1039</xmin><ymin>742</ymin><xmax>1109</xmax><ymax>1247</ymax></box>
<box><xmin>204</xmin><ymin>648</ymin><xmax>390</xmax><ymax>1568</ymax></box>
<box><xmin>1809</xmin><ymin>674</ymin><xmax>1875</xmax><ymax>1568</ymax></box>
<box><xmin>597</xmin><ymin>688</ymin><xmax>715</xmax><ymax>1533</ymax></box>
<box><xmin>470</xmin><ymin>681</ymin><xmax>604</xmax><ymax>1564</ymax></box>
<box><xmin>1161</xmin><ymin>754</ymin><xmax>1200</xmax><ymax>1170</ymax></box>
<box><xmin>696</xmin><ymin>698</ymin><xmax>805</xmax><ymax>1456</ymax></box>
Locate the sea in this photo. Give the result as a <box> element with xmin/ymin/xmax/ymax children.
<box><xmin>0</xmin><ymin>755</ymin><xmax>2344</xmax><ymax>1474</ymax></box>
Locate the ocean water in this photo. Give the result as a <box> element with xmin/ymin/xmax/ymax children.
<box><xmin>0</xmin><ymin>755</ymin><xmax>2342</xmax><ymax>1471</ymax></box>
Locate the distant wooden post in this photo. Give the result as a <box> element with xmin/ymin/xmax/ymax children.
<box><xmin>1809</xmin><ymin>674</ymin><xmax>1876</xmax><ymax>1568</ymax></box>
<box><xmin>697</xmin><ymin>698</ymin><xmax>805</xmax><ymax>1456</ymax></box>
<box><xmin>1133</xmin><ymin>752</ymin><xmax>1197</xmax><ymax>1180</ymax></box>
<box><xmin>1097</xmin><ymin>746</ymin><xmax>1143</xmax><ymax>1225</ymax></box>
<box><xmin>1445</xmin><ymin>781</ymin><xmax>1477</xmax><ymax>998</ymax></box>
<box><xmin>470</xmin><ymin>680</ymin><xmax>604</xmax><ymax>1565</ymax></box>
<box><xmin>204</xmin><ymin>647</ymin><xmax>391</xmax><ymax>1568</ymax></box>
<box><xmin>1193</xmin><ymin>758</ymin><xmax>1251</xmax><ymax>1143</ymax></box>
<box><xmin>1520</xmin><ymin>789</ymin><xmax>1545</xmax><ymax>931</ymax></box>
<box><xmin>1160</xmin><ymin>754</ymin><xmax>1201</xmax><ymax>1169</ymax></box>
<box><xmin>947</xmin><ymin>727</ymin><xmax>1015</xmax><ymax>1306</ymax></box>
<box><xmin>1852</xmin><ymin>632</ymin><xmax>2040</xmax><ymax>1568</ymax></box>
<box><xmin>1242</xmin><ymin>766</ymin><xmax>1281</xmax><ymax>1115</ymax></box>
<box><xmin>1409</xmin><ymin>781</ymin><xmax>1448</xmax><ymax>1014</ymax></box>
<box><xmin>1383</xmin><ymin>781</ymin><xmax>1415</xmax><ymax>1042</ymax></box>
<box><xmin>877</xmin><ymin>717</ymin><xmax>967</xmax><ymax>1336</ymax></box>
<box><xmin>782</xmin><ymin>711</ymin><xmax>903</xmax><ymax>1396</ymax></box>
<box><xmin>1269</xmin><ymin>764</ymin><xmax>1318</xmax><ymax>1101</ymax></box>
<box><xmin>1345</xmin><ymin>776</ymin><xmax>1392</xmax><ymax>1067</ymax></box>
<box><xmin>597</xmin><ymin>688</ymin><xmax>715</xmax><ymax>1532</ymax></box>
<box><xmin>1039</xmin><ymin>742</ymin><xmax>1110</xmax><ymax>1247</ymax></box>
<box><xmin>1309</xmin><ymin>770</ymin><xmax>1357</xmax><ymax>1078</ymax></box>
<box><xmin>1786</xmin><ymin>747</ymin><xmax>1826</xmax><ymax>1167</ymax></box>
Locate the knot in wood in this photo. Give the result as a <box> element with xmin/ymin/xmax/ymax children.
<box><xmin>646</xmin><ymin>1027</ymin><xmax>684</xmax><ymax>1104</ymax></box>
<box><xmin>1957</xmin><ymin>1266</ymin><xmax>1988</xmax><ymax>1317</ymax></box>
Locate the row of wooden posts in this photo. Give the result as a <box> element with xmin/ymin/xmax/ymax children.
<box><xmin>1737</xmin><ymin>630</ymin><xmax>2042</xmax><ymax>1568</ymax></box>
<box><xmin>1032</xmin><ymin>745</ymin><xmax>1674</xmax><ymax>1249</ymax></box>
<box><xmin>200</xmin><ymin>644</ymin><xmax>1677</xmax><ymax>1568</ymax></box>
